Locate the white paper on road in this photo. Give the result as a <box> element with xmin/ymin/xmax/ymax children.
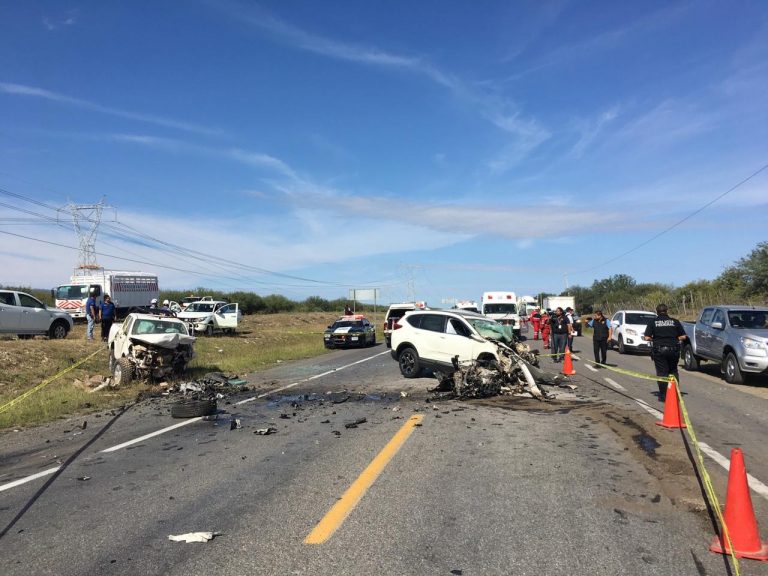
<box><xmin>168</xmin><ymin>531</ymin><xmax>218</xmax><ymax>543</ymax></box>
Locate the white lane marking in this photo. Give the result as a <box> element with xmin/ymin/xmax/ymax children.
<box><xmin>101</xmin><ymin>418</ymin><xmax>202</xmax><ymax>453</ymax></box>
<box><xmin>585</xmin><ymin>364</ymin><xmax>598</xmax><ymax>373</ymax></box>
<box><xmin>604</xmin><ymin>378</ymin><xmax>626</xmax><ymax>392</ymax></box>
<box><xmin>699</xmin><ymin>442</ymin><xmax>768</xmax><ymax>501</ymax></box>
<box><xmin>236</xmin><ymin>350</ymin><xmax>390</xmax><ymax>406</ymax></box>
<box><xmin>0</xmin><ymin>466</ymin><xmax>60</xmax><ymax>493</ymax></box>
<box><xmin>572</xmin><ymin>354</ymin><xmax>580</xmax><ymax>361</ymax></box>
<box><xmin>633</xmin><ymin>398</ymin><xmax>664</xmax><ymax>419</ymax></box>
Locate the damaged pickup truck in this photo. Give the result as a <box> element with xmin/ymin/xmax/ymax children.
<box><xmin>108</xmin><ymin>313</ymin><xmax>196</xmax><ymax>386</ymax></box>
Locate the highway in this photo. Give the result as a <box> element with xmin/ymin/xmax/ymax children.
<box><xmin>1</xmin><ymin>337</ymin><xmax>768</xmax><ymax>575</ymax></box>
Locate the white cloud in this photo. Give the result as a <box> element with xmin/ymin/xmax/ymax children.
<box><xmin>0</xmin><ymin>83</ymin><xmax>221</xmax><ymax>137</ymax></box>
<box><xmin>569</xmin><ymin>106</ymin><xmax>620</xmax><ymax>159</ymax></box>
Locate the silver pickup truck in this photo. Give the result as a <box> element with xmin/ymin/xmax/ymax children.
<box><xmin>682</xmin><ymin>305</ymin><xmax>768</xmax><ymax>384</ymax></box>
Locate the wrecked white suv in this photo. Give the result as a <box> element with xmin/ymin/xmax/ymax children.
<box><xmin>108</xmin><ymin>313</ymin><xmax>196</xmax><ymax>386</ymax></box>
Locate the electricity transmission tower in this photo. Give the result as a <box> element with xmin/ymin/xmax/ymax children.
<box><xmin>60</xmin><ymin>198</ymin><xmax>108</xmax><ymax>271</ymax></box>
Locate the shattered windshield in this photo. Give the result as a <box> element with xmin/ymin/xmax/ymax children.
<box><xmin>131</xmin><ymin>319</ymin><xmax>189</xmax><ymax>335</ymax></box>
<box><xmin>466</xmin><ymin>318</ymin><xmax>514</xmax><ymax>343</ymax></box>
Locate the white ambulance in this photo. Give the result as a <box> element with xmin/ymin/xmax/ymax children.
<box><xmin>481</xmin><ymin>291</ymin><xmax>523</xmax><ymax>338</ymax></box>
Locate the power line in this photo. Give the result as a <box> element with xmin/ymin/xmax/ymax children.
<box><xmin>569</xmin><ymin>161</ymin><xmax>768</xmax><ymax>277</ymax></box>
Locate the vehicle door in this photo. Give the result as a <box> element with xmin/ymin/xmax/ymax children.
<box><xmin>214</xmin><ymin>303</ymin><xmax>240</xmax><ymax>329</ymax></box>
<box><xmin>708</xmin><ymin>308</ymin><xmax>728</xmax><ymax>359</ymax></box>
<box><xmin>416</xmin><ymin>313</ymin><xmax>448</xmax><ymax>365</ymax></box>
<box><xmin>0</xmin><ymin>291</ymin><xmax>22</xmax><ymax>332</ymax></box>
<box><xmin>112</xmin><ymin>316</ymin><xmax>134</xmax><ymax>356</ymax></box>
<box><xmin>443</xmin><ymin>317</ymin><xmax>477</xmax><ymax>364</ymax></box>
<box><xmin>696</xmin><ymin>308</ymin><xmax>715</xmax><ymax>358</ymax></box>
<box><xmin>17</xmin><ymin>293</ymin><xmax>51</xmax><ymax>333</ymax></box>
<box><xmin>611</xmin><ymin>312</ymin><xmax>623</xmax><ymax>344</ymax></box>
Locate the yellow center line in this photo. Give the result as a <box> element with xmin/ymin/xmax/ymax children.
<box><xmin>304</xmin><ymin>414</ymin><xmax>424</xmax><ymax>545</ymax></box>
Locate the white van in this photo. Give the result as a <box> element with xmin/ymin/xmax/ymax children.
<box><xmin>481</xmin><ymin>291</ymin><xmax>522</xmax><ymax>338</ymax></box>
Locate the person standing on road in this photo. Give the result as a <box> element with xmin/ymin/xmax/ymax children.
<box><xmin>550</xmin><ymin>307</ymin><xmax>572</xmax><ymax>363</ymax></box>
<box><xmin>589</xmin><ymin>310</ymin><xmax>612</xmax><ymax>367</ymax></box>
<box><xmin>643</xmin><ymin>303</ymin><xmax>687</xmax><ymax>402</ymax></box>
<box><xmin>565</xmin><ymin>307</ymin><xmax>576</xmax><ymax>352</ymax></box>
<box><xmin>85</xmin><ymin>289</ymin><xmax>98</xmax><ymax>341</ymax></box>
<box><xmin>99</xmin><ymin>294</ymin><xmax>116</xmax><ymax>342</ymax></box>
<box><xmin>540</xmin><ymin>310</ymin><xmax>551</xmax><ymax>349</ymax></box>
<box><xmin>531</xmin><ymin>308</ymin><xmax>542</xmax><ymax>340</ymax></box>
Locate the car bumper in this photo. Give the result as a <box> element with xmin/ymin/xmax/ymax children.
<box><xmin>622</xmin><ymin>337</ymin><xmax>651</xmax><ymax>350</ymax></box>
<box><xmin>739</xmin><ymin>352</ymin><xmax>768</xmax><ymax>374</ymax></box>
<box><xmin>324</xmin><ymin>335</ymin><xmax>367</xmax><ymax>348</ymax></box>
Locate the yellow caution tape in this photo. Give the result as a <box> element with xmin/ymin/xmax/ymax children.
<box><xmin>675</xmin><ymin>381</ymin><xmax>740</xmax><ymax>575</ymax></box>
<box><xmin>584</xmin><ymin>359</ymin><xmax>676</xmax><ymax>382</ymax></box>
<box><xmin>0</xmin><ymin>347</ymin><xmax>105</xmax><ymax>414</ymax></box>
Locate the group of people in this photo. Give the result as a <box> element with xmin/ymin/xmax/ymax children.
<box><xmin>84</xmin><ymin>291</ymin><xmax>116</xmax><ymax>342</ymax></box>
<box><xmin>529</xmin><ymin>307</ymin><xmax>578</xmax><ymax>363</ymax></box>
<box><xmin>530</xmin><ymin>303</ymin><xmax>686</xmax><ymax>403</ymax></box>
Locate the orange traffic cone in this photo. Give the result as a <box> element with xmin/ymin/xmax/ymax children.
<box><xmin>561</xmin><ymin>347</ymin><xmax>576</xmax><ymax>376</ymax></box>
<box><xmin>655</xmin><ymin>378</ymin><xmax>686</xmax><ymax>429</ymax></box>
<box><xmin>710</xmin><ymin>448</ymin><xmax>768</xmax><ymax>560</ymax></box>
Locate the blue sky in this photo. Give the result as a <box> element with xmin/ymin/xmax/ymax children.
<box><xmin>1</xmin><ymin>1</ymin><xmax>767</xmax><ymax>306</ymax></box>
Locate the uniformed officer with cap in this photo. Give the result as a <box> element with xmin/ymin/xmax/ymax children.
<box><xmin>643</xmin><ymin>303</ymin><xmax>687</xmax><ymax>401</ymax></box>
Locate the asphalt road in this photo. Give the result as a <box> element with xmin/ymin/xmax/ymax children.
<box><xmin>2</xmin><ymin>337</ymin><xmax>768</xmax><ymax>575</ymax></box>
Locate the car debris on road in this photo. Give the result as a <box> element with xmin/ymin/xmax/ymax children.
<box><xmin>439</xmin><ymin>340</ymin><xmax>570</xmax><ymax>400</ymax></box>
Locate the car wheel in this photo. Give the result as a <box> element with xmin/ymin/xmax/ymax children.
<box><xmin>723</xmin><ymin>352</ymin><xmax>744</xmax><ymax>384</ymax></box>
<box><xmin>371</xmin><ymin>332</ymin><xmax>376</xmax><ymax>346</ymax></box>
<box><xmin>49</xmin><ymin>320</ymin><xmax>69</xmax><ymax>339</ymax></box>
<box><xmin>683</xmin><ymin>345</ymin><xmax>699</xmax><ymax>371</ymax></box>
<box><xmin>618</xmin><ymin>336</ymin><xmax>626</xmax><ymax>355</ymax></box>
<box><xmin>171</xmin><ymin>398</ymin><xmax>217</xmax><ymax>418</ymax></box>
<box><xmin>398</xmin><ymin>347</ymin><xmax>421</xmax><ymax>378</ymax></box>
<box><xmin>113</xmin><ymin>357</ymin><xmax>133</xmax><ymax>387</ymax></box>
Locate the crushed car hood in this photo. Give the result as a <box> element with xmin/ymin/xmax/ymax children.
<box><xmin>129</xmin><ymin>333</ymin><xmax>196</xmax><ymax>348</ymax></box>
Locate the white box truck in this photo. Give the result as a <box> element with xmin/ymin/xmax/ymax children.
<box><xmin>54</xmin><ymin>270</ymin><xmax>159</xmax><ymax>319</ymax></box>
<box><xmin>542</xmin><ymin>296</ymin><xmax>575</xmax><ymax>312</ymax></box>
<box><xmin>481</xmin><ymin>291</ymin><xmax>523</xmax><ymax>338</ymax></box>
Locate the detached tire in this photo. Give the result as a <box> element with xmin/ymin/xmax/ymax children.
<box><xmin>113</xmin><ymin>357</ymin><xmax>133</xmax><ymax>386</ymax></box>
<box><xmin>171</xmin><ymin>398</ymin><xmax>217</xmax><ymax>418</ymax></box>
<box><xmin>398</xmin><ymin>347</ymin><xmax>421</xmax><ymax>378</ymax></box>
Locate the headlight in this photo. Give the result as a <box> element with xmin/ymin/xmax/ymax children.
<box><xmin>626</xmin><ymin>328</ymin><xmax>638</xmax><ymax>336</ymax></box>
<box><xmin>324</xmin><ymin>334</ymin><xmax>330</xmax><ymax>339</ymax></box>
<box><xmin>741</xmin><ymin>337</ymin><xmax>767</xmax><ymax>356</ymax></box>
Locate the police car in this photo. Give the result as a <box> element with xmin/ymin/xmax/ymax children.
<box><xmin>324</xmin><ymin>314</ymin><xmax>376</xmax><ymax>348</ymax></box>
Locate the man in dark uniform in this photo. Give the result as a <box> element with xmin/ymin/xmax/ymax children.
<box><xmin>550</xmin><ymin>307</ymin><xmax>572</xmax><ymax>363</ymax></box>
<box><xmin>643</xmin><ymin>303</ymin><xmax>687</xmax><ymax>401</ymax></box>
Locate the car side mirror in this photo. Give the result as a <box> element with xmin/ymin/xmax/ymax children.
<box><xmin>711</xmin><ymin>321</ymin><xmax>724</xmax><ymax>330</ymax></box>
<box><xmin>327</xmin><ymin>325</ymin><xmax>332</xmax><ymax>329</ymax></box>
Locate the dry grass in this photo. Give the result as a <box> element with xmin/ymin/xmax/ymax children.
<box><xmin>0</xmin><ymin>311</ymin><xmax>382</xmax><ymax>430</ymax></box>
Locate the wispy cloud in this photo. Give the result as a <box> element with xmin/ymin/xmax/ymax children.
<box><xmin>0</xmin><ymin>82</ymin><xmax>221</xmax><ymax>137</ymax></box>
<box><xmin>213</xmin><ymin>2</ymin><xmax>549</xmax><ymax>169</ymax></box>
<box><xmin>569</xmin><ymin>106</ymin><xmax>620</xmax><ymax>159</ymax></box>
<box><xmin>43</xmin><ymin>10</ymin><xmax>78</xmax><ymax>31</ymax></box>
<box><xmin>503</xmin><ymin>3</ymin><xmax>690</xmax><ymax>81</ymax></box>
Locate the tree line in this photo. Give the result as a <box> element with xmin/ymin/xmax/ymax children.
<box><xmin>549</xmin><ymin>242</ymin><xmax>768</xmax><ymax>319</ymax></box>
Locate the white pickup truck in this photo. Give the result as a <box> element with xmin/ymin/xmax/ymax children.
<box><xmin>0</xmin><ymin>290</ymin><xmax>73</xmax><ymax>339</ymax></box>
<box><xmin>682</xmin><ymin>305</ymin><xmax>768</xmax><ymax>384</ymax></box>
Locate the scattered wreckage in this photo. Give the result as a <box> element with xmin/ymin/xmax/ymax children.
<box><xmin>436</xmin><ymin>337</ymin><xmax>571</xmax><ymax>401</ymax></box>
<box><xmin>108</xmin><ymin>313</ymin><xmax>196</xmax><ymax>386</ymax></box>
